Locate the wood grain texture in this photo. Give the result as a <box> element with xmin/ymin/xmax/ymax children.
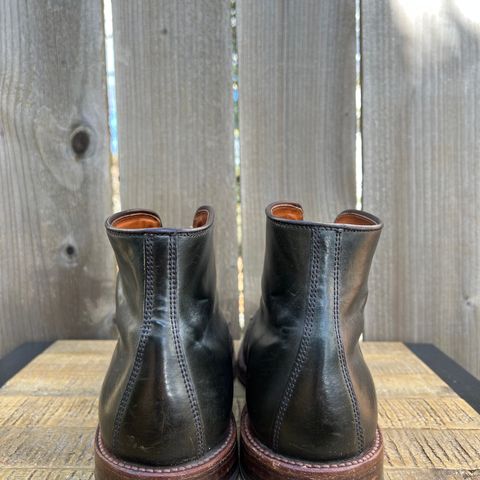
<box><xmin>1</xmin><ymin>471</ymin><xmax>94</xmax><ymax>480</ymax></box>
<box><xmin>361</xmin><ymin>0</ymin><xmax>480</xmax><ymax>378</ymax></box>
<box><xmin>111</xmin><ymin>0</ymin><xmax>239</xmax><ymax>335</ymax></box>
<box><xmin>385</xmin><ymin>470</ymin><xmax>480</xmax><ymax>480</ymax></box>
<box><xmin>237</xmin><ymin>0</ymin><xmax>357</xmax><ymax>320</ymax></box>
<box><xmin>1</xmin><ymin>340</ymin><xmax>479</xmax><ymax>478</ymax></box>
<box><xmin>0</xmin><ymin>0</ymin><xmax>114</xmax><ymax>358</ymax></box>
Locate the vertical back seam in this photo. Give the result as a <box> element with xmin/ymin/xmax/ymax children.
<box><xmin>333</xmin><ymin>230</ymin><xmax>365</xmax><ymax>453</ymax></box>
<box><xmin>272</xmin><ymin>229</ymin><xmax>321</xmax><ymax>451</ymax></box>
<box><xmin>168</xmin><ymin>235</ymin><xmax>206</xmax><ymax>457</ymax></box>
<box><xmin>112</xmin><ymin>234</ymin><xmax>154</xmax><ymax>449</ymax></box>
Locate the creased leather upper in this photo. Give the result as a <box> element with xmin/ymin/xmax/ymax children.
<box><xmin>239</xmin><ymin>202</ymin><xmax>382</xmax><ymax>462</ymax></box>
<box><xmin>99</xmin><ymin>207</ymin><xmax>234</xmax><ymax>466</ymax></box>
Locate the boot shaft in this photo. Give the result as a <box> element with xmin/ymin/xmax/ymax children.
<box><xmin>107</xmin><ymin>209</ymin><xmax>217</xmax><ymax>328</ymax></box>
<box><xmin>99</xmin><ymin>207</ymin><xmax>234</xmax><ymax>467</ymax></box>
<box><xmin>242</xmin><ymin>202</ymin><xmax>382</xmax><ymax>462</ymax></box>
<box><xmin>261</xmin><ymin>203</ymin><xmax>381</xmax><ymax>354</ymax></box>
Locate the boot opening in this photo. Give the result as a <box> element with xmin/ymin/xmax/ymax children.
<box><xmin>335</xmin><ymin>211</ymin><xmax>377</xmax><ymax>226</ymax></box>
<box><xmin>112</xmin><ymin>212</ymin><xmax>162</xmax><ymax>229</ymax></box>
<box><xmin>192</xmin><ymin>208</ymin><xmax>210</xmax><ymax>228</ymax></box>
<box><xmin>270</xmin><ymin>203</ymin><xmax>304</xmax><ymax>221</ymax></box>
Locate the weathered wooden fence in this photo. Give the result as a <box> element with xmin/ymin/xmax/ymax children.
<box><xmin>0</xmin><ymin>0</ymin><xmax>479</xmax><ymax>379</ymax></box>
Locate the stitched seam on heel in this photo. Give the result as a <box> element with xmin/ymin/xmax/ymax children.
<box><xmin>112</xmin><ymin>234</ymin><xmax>155</xmax><ymax>450</ymax></box>
<box><xmin>272</xmin><ymin>229</ymin><xmax>321</xmax><ymax>451</ymax></box>
<box><xmin>168</xmin><ymin>236</ymin><xmax>206</xmax><ymax>457</ymax></box>
<box><xmin>333</xmin><ymin>230</ymin><xmax>365</xmax><ymax>453</ymax></box>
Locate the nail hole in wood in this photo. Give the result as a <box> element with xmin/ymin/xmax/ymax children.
<box><xmin>65</xmin><ymin>244</ymin><xmax>76</xmax><ymax>257</ymax></box>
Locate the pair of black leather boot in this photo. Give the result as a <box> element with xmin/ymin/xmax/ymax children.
<box><xmin>94</xmin><ymin>202</ymin><xmax>384</xmax><ymax>480</ymax></box>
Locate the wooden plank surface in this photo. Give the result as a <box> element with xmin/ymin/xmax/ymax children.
<box><xmin>0</xmin><ymin>0</ymin><xmax>114</xmax><ymax>359</ymax></box>
<box><xmin>111</xmin><ymin>0</ymin><xmax>239</xmax><ymax>335</ymax></box>
<box><xmin>362</xmin><ymin>0</ymin><xmax>480</xmax><ymax>378</ymax></box>
<box><xmin>237</xmin><ymin>0</ymin><xmax>357</xmax><ymax>321</ymax></box>
<box><xmin>0</xmin><ymin>341</ymin><xmax>478</xmax><ymax>478</ymax></box>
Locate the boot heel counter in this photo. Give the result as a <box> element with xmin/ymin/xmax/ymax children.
<box><xmin>273</xmin><ymin>344</ymin><xmax>360</xmax><ymax>462</ymax></box>
<box><xmin>187</xmin><ymin>317</ymin><xmax>235</xmax><ymax>451</ymax></box>
<box><xmin>110</xmin><ymin>323</ymin><xmax>202</xmax><ymax>465</ymax></box>
<box><xmin>243</xmin><ymin>335</ymin><xmax>299</xmax><ymax>451</ymax></box>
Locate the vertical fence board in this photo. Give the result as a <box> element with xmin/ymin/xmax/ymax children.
<box><xmin>238</xmin><ymin>0</ymin><xmax>357</xmax><ymax>320</ymax></box>
<box><xmin>111</xmin><ymin>1</ymin><xmax>239</xmax><ymax>335</ymax></box>
<box><xmin>0</xmin><ymin>0</ymin><xmax>114</xmax><ymax>357</ymax></box>
<box><xmin>362</xmin><ymin>0</ymin><xmax>480</xmax><ymax>377</ymax></box>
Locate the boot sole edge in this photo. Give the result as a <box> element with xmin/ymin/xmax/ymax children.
<box><xmin>240</xmin><ymin>409</ymin><xmax>384</xmax><ymax>480</ymax></box>
<box><xmin>95</xmin><ymin>417</ymin><xmax>238</xmax><ymax>480</ymax></box>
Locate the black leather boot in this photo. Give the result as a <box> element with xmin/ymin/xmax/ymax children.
<box><xmin>94</xmin><ymin>207</ymin><xmax>238</xmax><ymax>480</ymax></box>
<box><xmin>238</xmin><ymin>202</ymin><xmax>384</xmax><ymax>480</ymax></box>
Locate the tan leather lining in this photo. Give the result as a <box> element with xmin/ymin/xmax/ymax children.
<box><xmin>192</xmin><ymin>209</ymin><xmax>209</xmax><ymax>228</ymax></box>
<box><xmin>112</xmin><ymin>213</ymin><xmax>162</xmax><ymax>229</ymax></box>
<box><xmin>271</xmin><ymin>204</ymin><xmax>304</xmax><ymax>221</ymax></box>
<box><xmin>335</xmin><ymin>212</ymin><xmax>376</xmax><ymax>226</ymax></box>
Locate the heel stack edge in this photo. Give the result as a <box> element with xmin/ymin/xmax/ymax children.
<box><xmin>240</xmin><ymin>409</ymin><xmax>383</xmax><ymax>480</ymax></box>
<box><xmin>95</xmin><ymin>417</ymin><xmax>238</xmax><ymax>480</ymax></box>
